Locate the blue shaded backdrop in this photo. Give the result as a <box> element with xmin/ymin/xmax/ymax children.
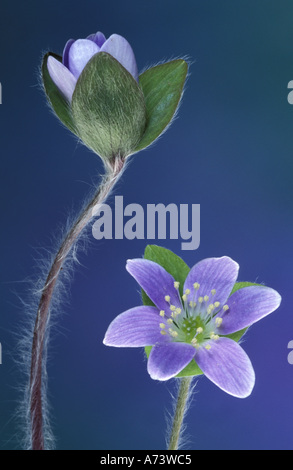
<box><xmin>1</xmin><ymin>0</ymin><xmax>293</xmax><ymax>450</ymax></box>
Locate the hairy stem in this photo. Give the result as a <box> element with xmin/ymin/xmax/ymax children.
<box><xmin>168</xmin><ymin>377</ymin><xmax>193</xmax><ymax>450</ymax></box>
<box><xmin>29</xmin><ymin>157</ymin><xmax>125</xmax><ymax>450</ymax></box>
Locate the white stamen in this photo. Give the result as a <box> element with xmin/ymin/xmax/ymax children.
<box><xmin>215</xmin><ymin>317</ymin><xmax>223</xmax><ymax>327</ymax></box>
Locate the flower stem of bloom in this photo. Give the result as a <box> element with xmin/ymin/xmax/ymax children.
<box><xmin>29</xmin><ymin>157</ymin><xmax>125</xmax><ymax>450</ymax></box>
<box><xmin>168</xmin><ymin>377</ymin><xmax>193</xmax><ymax>450</ymax></box>
<box><xmin>30</xmin><ymin>29</ymin><xmax>188</xmax><ymax>450</ymax></box>
<box><xmin>103</xmin><ymin>251</ymin><xmax>281</xmax><ymax>448</ymax></box>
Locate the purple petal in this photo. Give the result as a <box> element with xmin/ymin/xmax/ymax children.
<box><xmin>103</xmin><ymin>306</ymin><xmax>167</xmax><ymax>347</ymax></box>
<box><xmin>92</xmin><ymin>31</ymin><xmax>107</xmax><ymax>47</ymax></box>
<box><xmin>68</xmin><ymin>39</ymin><xmax>100</xmax><ymax>78</ymax></box>
<box><xmin>195</xmin><ymin>337</ymin><xmax>255</xmax><ymax>398</ymax></box>
<box><xmin>47</xmin><ymin>56</ymin><xmax>77</xmax><ymax>102</ymax></box>
<box><xmin>126</xmin><ymin>259</ymin><xmax>182</xmax><ymax>314</ymax></box>
<box><xmin>62</xmin><ymin>39</ymin><xmax>75</xmax><ymax>68</ymax></box>
<box><xmin>86</xmin><ymin>33</ymin><xmax>96</xmax><ymax>41</ymax></box>
<box><xmin>216</xmin><ymin>286</ymin><xmax>281</xmax><ymax>335</ymax></box>
<box><xmin>101</xmin><ymin>34</ymin><xmax>138</xmax><ymax>81</ymax></box>
<box><xmin>184</xmin><ymin>256</ymin><xmax>239</xmax><ymax>307</ymax></box>
<box><xmin>147</xmin><ymin>342</ymin><xmax>196</xmax><ymax>381</ymax></box>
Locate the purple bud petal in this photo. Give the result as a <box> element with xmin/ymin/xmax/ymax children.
<box><xmin>101</xmin><ymin>34</ymin><xmax>138</xmax><ymax>81</ymax></box>
<box><xmin>92</xmin><ymin>31</ymin><xmax>106</xmax><ymax>47</ymax></box>
<box><xmin>86</xmin><ymin>33</ymin><xmax>96</xmax><ymax>41</ymax></box>
<box><xmin>68</xmin><ymin>39</ymin><xmax>100</xmax><ymax>78</ymax></box>
<box><xmin>62</xmin><ymin>39</ymin><xmax>75</xmax><ymax>68</ymax></box>
<box><xmin>47</xmin><ymin>56</ymin><xmax>77</xmax><ymax>102</ymax></box>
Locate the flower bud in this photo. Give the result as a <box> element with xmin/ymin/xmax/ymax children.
<box><xmin>42</xmin><ymin>30</ymin><xmax>188</xmax><ymax>162</ymax></box>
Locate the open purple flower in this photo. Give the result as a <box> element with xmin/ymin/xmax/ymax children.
<box><xmin>47</xmin><ymin>31</ymin><xmax>138</xmax><ymax>102</ymax></box>
<box><xmin>103</xmin><ymin>256</ymin><xmax>281</xmax><ymax>398</ymax></box>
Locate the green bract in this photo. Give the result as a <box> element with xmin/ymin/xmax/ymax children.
<box><xmin>142</xmin><ymin>245</ymin><xmax>261</xmax><ymax>378</ymax></box>
<box><xmin>42</xmin><ymin>53</ymin><xmax>188</xmax><ymax>162</ymax></box>
<box><xmin>71</xmin><ymin>53</ymin><xmax>146</xmax><ymax>160</ymax></box>
<box><xmin>136</xmin><ymin>60</ymin><xmax>188</xmax><ymax>151</ymax></box>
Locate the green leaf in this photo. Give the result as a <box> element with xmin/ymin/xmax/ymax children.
<box><xmin>145</xmin><ymin>346</ymin><xmax>152</xmax><ymax>357</ymax></box>
<box><xmin>71</xmin><ymin>52</ymin><xmax>146</xmax><ymax>160</ymax></box>
<box><xmin>230</xmin><ymin>281</ymin><xmax>264</xmax><ymax>296</ymax></box>
<box><xmin>142</xmin><ymin>244</ymin><xmax>190</xmax><ymax>305</ymax></box>
<box><xmin>42</xmin><ymin>53</ymin><xmax>78</xmax><ymax>135</ymax></box>
<box><xmin>136</xmin><ymin>60</ymin><xmax>188</xmax><ymax>151</ymax></box>
<box><xmin>226</xmin><ymin>328</ymin><xmax>248</xmax><ymax>343</ymax></box>
<box><xmin>175</xmin><ymin>359</ymin><xmax>203</xmax><ymax>378</ymax></box>
<box><xmin>141</xmin><ymin>290</ymin><xmax>156</xmax><ymax>308</ymax></box>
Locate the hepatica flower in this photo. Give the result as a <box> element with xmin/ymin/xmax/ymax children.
<box><xmin>104</xmin><ymin>254</ymin><xmax>281</xmax><ymax>398</ymax></box>
<box><xmin>41</xmin><ymin>30</ymin><xmax>188</xmax><ymax>162</ymax></box>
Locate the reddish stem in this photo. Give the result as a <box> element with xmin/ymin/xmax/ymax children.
<box><xmin>29</xmin><ymin>158</ymin><xmax>124</xmax><ymax>450</ymax></box>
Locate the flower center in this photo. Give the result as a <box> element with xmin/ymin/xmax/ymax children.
<box><xmin>159</xmin><ymin>281</ymin><xmax>229</xmax><ymax>350</ymax></box>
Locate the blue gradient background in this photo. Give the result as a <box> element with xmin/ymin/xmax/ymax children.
<box><xmin>1</xmin><ymin>0</ymin><xmax>293</xmax><ymax>450</ymax></box>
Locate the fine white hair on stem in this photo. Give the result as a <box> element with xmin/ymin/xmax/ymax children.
<box><xmin>15</xmin><ymin>189</ymin><xmax>94</xmax><ymax>449</ymax></box>
<box><xmin>15</xmin><ymin>160</ymin><xmax>127</xmax><ymax>450</ymax></box>
<box><xmin>165</xmin><ymin>377</ymin><xmax>198</xmax><ymax>450</ymax></box>
<box><xmin>15</xmin><ymin>239</ymin><xmax>76</xmax><ymax>450</ymax></box>
<box><xmin>22</xmin><ymin>51</ymin><xmax>190</xmax><ymax>450</ymax></box>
